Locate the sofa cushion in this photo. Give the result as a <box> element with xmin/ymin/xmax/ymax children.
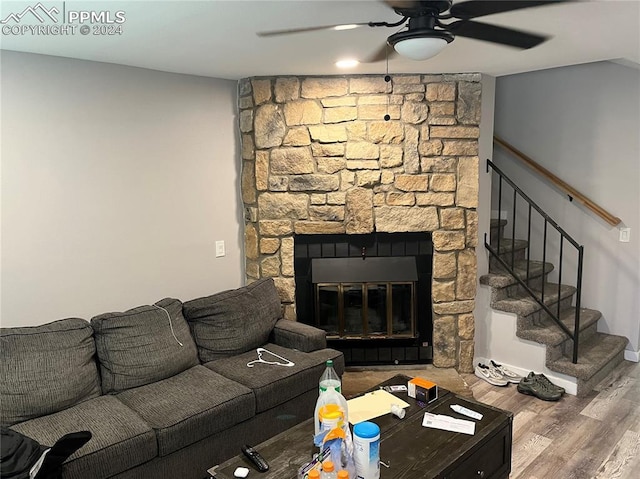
<box><xmin>115</xmin><ymin>365</ymin><xmax>255</xmax><ymax>457</ymax></box>
<box><xmin>91</xmin><ymin>298</ymin><xmax>199</xmax><ymax>394</ymax></box>
<box><xmin>205</xmin><ymin>343</ymin><xmax>344</xmax><ymax>413</ymax></box>
<box><xmin>0</xmin><ymin>318</ymin><xmax>101</xmax><ymax>427</ymax></box>
<box><xmin>10</xmin><ymin>395</ymin><xmax>156</xmax><ymax>479</ymax></box>
<box><xmin>183</xmin><ymin>278</ymin><xmax>282</xmax><ymax>362</ymax></box>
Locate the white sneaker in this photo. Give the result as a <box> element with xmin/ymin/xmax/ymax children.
<box><xmin>490</xmin><ymin>360</ymin><xmax>523</xmax><ymax>384</ymax></box>
<box><xmin>475</xmin><ymin>363</ymin><xmax>509</xmax><ymax>386</ymax></box>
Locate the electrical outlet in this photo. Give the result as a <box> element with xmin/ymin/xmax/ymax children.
<box><xmin>215</xmin><ymin>240</ymin><xmax>226</xmax><ymax>257</ymax></box>
<box><xmin>619</xmin><ymin>228</ymin><xmax>631</xmax><ymax>243</ymax></box>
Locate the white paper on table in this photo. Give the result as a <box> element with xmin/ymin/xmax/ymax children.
<box><xmin>347</xmin><ymin>390</ymin><xmax>410</xmax><ymax>424</ymax></box>
<box><xmin>422</xmin><ymin>413</ymin><xmax>475</xmax><ymax>435</ymax></box>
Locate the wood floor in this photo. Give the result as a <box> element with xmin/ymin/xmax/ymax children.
<box><xmin>462</xmin><ymin>360</ymin><xmax>640</xmax><ymax>479</ymax></box>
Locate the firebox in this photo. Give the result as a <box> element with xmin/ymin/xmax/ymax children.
<box><xmin>295</xmin><ymin>232</ymin><xmax>433</xmax><ymax>366</ymax></box>
<box><xmin>311</xmin><ymin>257</ymin><xmax>417</xmax><ymax>339</ymax></box>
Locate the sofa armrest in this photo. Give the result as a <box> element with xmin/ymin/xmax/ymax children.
<box><xmin>271</xmin><ymin>319</ymin><xmax>326</xmax><ymax>352</ymax></box>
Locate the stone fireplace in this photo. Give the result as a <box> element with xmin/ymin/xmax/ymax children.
<box><xmin>238</xmin><ymin>74</ymin><xmax>480</xmax><ymax>373</ymax></box>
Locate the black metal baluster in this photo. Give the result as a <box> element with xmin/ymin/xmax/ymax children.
<box><xmin>497</xmin><ymin>176</ymin><xmax>503</xmax><ymax>256</ymax></box>
<box><xmin>574</xmin><ymin>246</ymin><xmax>584</xmax><ymax>363</ymax></box>
<box><xmin>511</xmin><ymin>188</ymin><xmax>517</xmax><ymax>269</ymax></box>
<box><xmin>526</xmin><ymin>204</ymin><xmax>532</xmax><ymax>285</ymax></box>
<box><xmin>541</xmin><ymin>220</ymin><xmax>547</xmax><ymax>303</ymax></box>
<box><xmin>557</xmin><ymin>235</ymin><xmax>563</xmax><ymax>322</ymax></box>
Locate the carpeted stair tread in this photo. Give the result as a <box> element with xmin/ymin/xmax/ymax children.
<box><xmin>481</xmin><ymin>260</ymin><xmax>554</xmax><ymax>288</ymax></box>
<box><xmin>516</xmin><ymin>307</ymin><xmax>601</xmax><ymax>347</ymax></box>
<box><xmin>487</xmin><ymin>238</ymin><xmax>529</xmax><ymax>255</ymax></box>
<box><xmin>491</xmin><ymin>282</ymin><xmax>577</xmax><ymax>317</ymax></box>
<box><xmin>547</xmin><ymin>332</ymin><xmax>628</xmax><ymax>381</ymax></box>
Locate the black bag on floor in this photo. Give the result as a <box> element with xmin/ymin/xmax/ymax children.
<box><xmin>0</xmin><ymin>427</ymin><xmax>91</xmax><ymax>479</ymax></box>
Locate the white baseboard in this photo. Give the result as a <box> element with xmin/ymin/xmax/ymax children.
<box><xmin>624</xmin><ymin>349</ymin><xmax>640</xmax><ymax>362</ymax></box>
<box><xmin>474</xmin><ymin>356</ymin><xmax>578</xmax><ymax>396</ymax></box>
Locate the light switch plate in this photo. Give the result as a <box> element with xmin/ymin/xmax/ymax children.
<box><xmin>215</xmin><ymin>240</ymin><xmax>226</xmax><ymax>257</ymax></box>
<box><xmin>619</xmin><ymin>228</ymin><xmax>631</xmax><ymax>243</ymax></box>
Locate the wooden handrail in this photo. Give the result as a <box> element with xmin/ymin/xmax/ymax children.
<box><xmin>493</xmin><ymin>136</ymin><xmax>622</xmax><ymax>227</ymax></box>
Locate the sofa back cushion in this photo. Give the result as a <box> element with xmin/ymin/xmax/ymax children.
<box><xmin>0</xmin><ymin>318</ymin><xmax>102</xmax><ymax>427</ymax></box>
<box><xmin>183</xmin><ymin>278</ymin><xmax>282</xmax><ymax>363</ymax></box>
<box><xmin>91</xmin><ymin>298</ymin><xmax>199</xmax><ymax>394</ymax></box>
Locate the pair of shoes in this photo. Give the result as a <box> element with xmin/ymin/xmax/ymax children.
<box><xmin>475</xmin><ymin>363</ymin><xmax>508</xmax><ymax>386</ymax></box>
<box><xmin>489</xmin><ymin>360</ymin><xmax>524</xmax><ymax>384</ymax></box>
<box><xmin>517</xmin><ymin>372</ymin><xmax>563</xmax><ymax>401</ymax></box>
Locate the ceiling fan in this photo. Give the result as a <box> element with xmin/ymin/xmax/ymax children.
<box><xmin>257</xmin><ymin>0</ymin><xmax>567</xmax><ymax>62</ymax></box>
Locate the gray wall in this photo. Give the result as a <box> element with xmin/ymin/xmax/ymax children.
<box><xmin>1</xmin><ymin>52</ymin><xmax>244</xmax><ymax>327</ymax></box>
<box><xmin>493</xmin><ymin>61</ymin><xmax>640</xmax><ymax>355</ymax></box>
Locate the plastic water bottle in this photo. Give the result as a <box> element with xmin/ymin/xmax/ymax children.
<box><xmin>321</xmin><ymin>461</ymin><xmax>337</xmax><ymax>479</ymax></box>
<box><xmin>337</xmin><ymin>471</ymin><xmax>349</xmax><ymax>479</ymax></box>
<box><xmin>314</xmin><ymin>388</ymin><xmax>349</xmax><ymax>436</ymax></box>
<box><xmin>319</xmin><ymin>360</ymin><xmax>341</xmax><ymax>394</ymax></box>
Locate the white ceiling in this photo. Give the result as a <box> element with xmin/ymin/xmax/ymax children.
<box><xmin>1</xmin><ymin>0</ymin><xmax>639</xmax><ymax>80</ymax></box>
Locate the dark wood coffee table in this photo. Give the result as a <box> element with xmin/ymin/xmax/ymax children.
<box><xmin>208</xmin><ymin>375</ymin><xmax>512</xmax><ymax>479</ymax></box>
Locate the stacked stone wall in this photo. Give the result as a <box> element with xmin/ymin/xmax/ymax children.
<box><xmin>239</xmin><ymin>74</ymin><xmax>481</xmax><ymax>372</ymax></box>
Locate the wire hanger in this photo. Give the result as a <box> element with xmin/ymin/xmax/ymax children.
<box><xmin>246</xmin><ymin>347</ymin><xmax>295</xmax><ymax>368</ymax></box>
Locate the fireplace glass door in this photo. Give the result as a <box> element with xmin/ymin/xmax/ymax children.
<box><xmin>315</xmin><ymin>282</ymin><xmax>415</xmax><ymax>339</ymax></box>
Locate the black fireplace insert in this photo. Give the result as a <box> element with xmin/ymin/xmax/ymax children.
<box><xmin>294</xmin><ymin>232</ymin><xmax>433</xmax><ymax>366</ymax></box>
<box><xmin>312</xmin><ymin>256</ymin><xmax>417</xmax><ymax>338</ymax></box>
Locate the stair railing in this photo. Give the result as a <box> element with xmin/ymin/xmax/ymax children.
<box><xmin>486</xmin><ymin>159</ymin><xmax>584</xmax><ymax>363</ymax></box>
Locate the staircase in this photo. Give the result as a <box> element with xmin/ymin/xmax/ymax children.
<box><xmin>480</xmin><ymin>218</ymin><xmax>628</xmax><ymax>397</ymax></box>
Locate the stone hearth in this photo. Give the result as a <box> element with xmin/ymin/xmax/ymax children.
<box><xmin>238</xmin><ymin>74</ymin><xmax>481</xmax><ymax>373</ymax></box>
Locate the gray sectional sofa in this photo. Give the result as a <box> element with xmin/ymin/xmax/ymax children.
<box><xmin>0</xmin><ymin>278</ymin><xmax>344</xmax><ymax>479</ymax></box>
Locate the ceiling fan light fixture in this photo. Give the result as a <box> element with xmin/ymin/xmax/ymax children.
<box><xmin>388</xmin><ymin>29</ymin><xmax>454</xmax><ymax>61</ymax></box>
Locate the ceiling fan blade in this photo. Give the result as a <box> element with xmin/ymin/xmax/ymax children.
<box><xmin>257</xmin><ymin>22</ymin><xmax>370</xmax><ymax>37</ymax></box>
<box><xmin>450</xmin><ymin>0</ymin><xmax>568</xmax><ymax>20</ymax></box>
<box><xmin>448</xmin><ymin>20</ymin><xmax>549</xmax><ymax>49</ymax></box>
<box><xmin>361</xmin><ymin>43</ymin><xmax>397</xmax><ymax>63</ymax></box>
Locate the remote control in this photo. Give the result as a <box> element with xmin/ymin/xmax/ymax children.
<box><xmin>241</xmin><ymin>444</ymin><xmax>269</xmax><ymax>472</ymax></box>
<box><xmin>450</xmin><ymin>404</ymin><xmax>483</xmax><ymax>420</ymax></box>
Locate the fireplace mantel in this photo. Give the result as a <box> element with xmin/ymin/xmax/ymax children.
<box><xmin>238</xmin><ymin>74</ymin><xmax>481</xmax><ymax>373</ymax></box>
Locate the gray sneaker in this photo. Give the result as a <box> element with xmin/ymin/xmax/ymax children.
<box><xmin>534</xmin><ymin>373</ymin><xmax>565</xmax><ymax>394</ymax></box>
<box><xmin>517</xmin><ymin>372</ymin><xmax>562</xmax><ymax>401</ymax></box>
